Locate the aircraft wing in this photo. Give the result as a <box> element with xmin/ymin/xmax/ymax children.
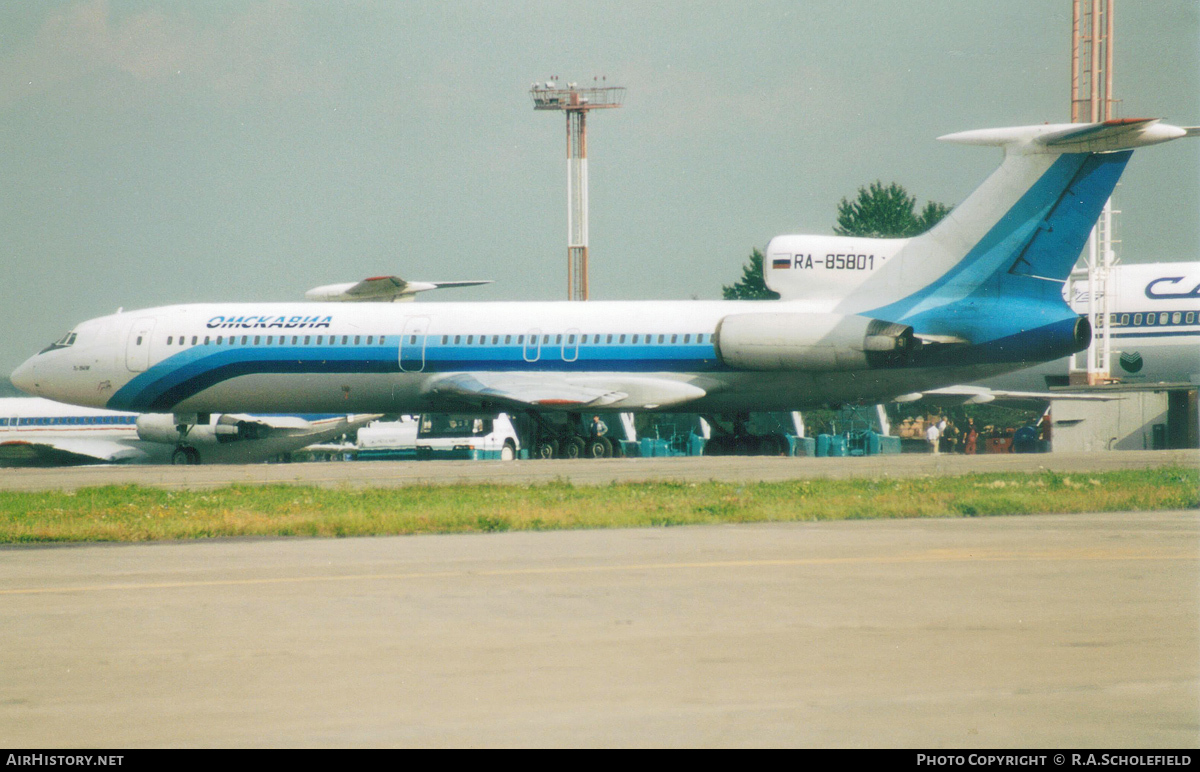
<box><xmin>0</xmin><ymin>438</ymin><xmax>148</xmax><ymax>466</ymax></box>
<box><xmin>215</xmin><ymin>413</ymin><xmax>383</xmax><ymax>439</ymax></box>
<box><xmin>893</xmin><ymin>385</ymin><xmax>1117</xmax><ymax>410</ymax></box>
<box><xmin>424</xmin><ymin>373</ymin><xmax>707</xmax><ymax>411</ymax></box>
<box><xmin>128</xmin><ymin>413</ymin><xmax>386</xmax><ymax>465</ymax></box>
<box><xmin>305</xmin><ymin>276</ymin><xmax>493</xmax><ymax>303</ymax></box>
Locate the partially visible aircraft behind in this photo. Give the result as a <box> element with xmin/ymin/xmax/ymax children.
<box><xmin>11</xmin><ymin>118</ymin><xmax>1196</xmax><ymax>453</ymax></box>
<box><xmin>904</xmin><ymin>261</ymin><xmax>1200</xmax><ymax>408</ymax></box>
<box><xmin>0</xmin><ymin>397</ymin><xmax>378</xmax><ymax>466</ymax></box>
<box><xmin>984</xmin><ymin>261</ymin><xmax>1200</xmax><ymax>390</ymax></box>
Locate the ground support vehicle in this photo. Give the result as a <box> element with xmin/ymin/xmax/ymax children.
<box><xmin>414</xmin><ymin>413</ymin><xmax>521</xmax><ymax>460</ymax></box>
<box><xmin>355</xmin><ymin>417</ymin><xmax>420</xmax><ymax>460</ymax></box>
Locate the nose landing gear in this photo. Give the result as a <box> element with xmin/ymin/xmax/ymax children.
<box><xmin>171</xmin><ymin>446</ymin><xmax>201</xmax><ymax>465</ymax></box>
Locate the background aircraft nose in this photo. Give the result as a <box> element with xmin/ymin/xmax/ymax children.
<box><xmin>10</xmin><ymin>359</ymin><xmax>37</xmax><ymax>395</ymax></box>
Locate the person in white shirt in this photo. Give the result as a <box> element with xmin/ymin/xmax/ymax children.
<box><xmin>925</xmin><ymin>422</ymin><xmax>941</xmax><ymax>454</ymax></box>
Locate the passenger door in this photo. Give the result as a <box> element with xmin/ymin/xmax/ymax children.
<box><xmin>523</xmin><ymin>328</ymin><xmax>541</xmax><ymax>363</ymax></box>
<box><xmin>399</xmin><ymin>317</ymin><xmax>430</xmax><ymax>372</ymax></box>
<box><xmin>563</xmin><ymin>328</ymin><xmax>580</xmax><ymax>363</ymax></box>
<box><xmin>125</xmin><ymin>318</ymin><xmax>157</xmax><ymax>373</ymax></box>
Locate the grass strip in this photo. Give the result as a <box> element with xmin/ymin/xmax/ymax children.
<box><xmin>0</xmin><ymin>466</ymin><xmax>1195</xmax><ymax>544</ymax></box>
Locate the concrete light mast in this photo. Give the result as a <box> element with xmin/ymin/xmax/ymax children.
<box><xmin>1069</xmin><ymin>0</ymin><xmax>1120</xmax><ymax>384</ymax></box>
<box><xmin>531</xmin><ymin>78</ymin><xmax>625</xmax><ymax>300</ymax></box>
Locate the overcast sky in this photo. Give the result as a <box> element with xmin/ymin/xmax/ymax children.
<box><xmin>2</xmin><ymin>0</ymin><xmax>1197</xmax><ymax>376</ymax></box>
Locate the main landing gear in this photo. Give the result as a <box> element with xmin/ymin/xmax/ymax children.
<box><xmin>701</xmin><ymin>412</ymin><xmax>792</xmax><ymax>456</ymax></box>
<box><xmin>524</xmin><ymin>411</ymin><xmax>615</xmax><ymax>460</ymax></box>
<box><xmin>170</xmin><ymin>415</ymin><xmax>202</xmax><ymax>465</ymax></box>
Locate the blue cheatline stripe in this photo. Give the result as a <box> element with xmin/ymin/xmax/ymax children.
<box><xmin>108</xmin><ymin>346</ymin><xmax>397</xmax><ymax>411</ymax></box>
<box><xmin>107</xmin><ymin>342</ymin><xmax>725</xmax><ymax>411</ymax></box>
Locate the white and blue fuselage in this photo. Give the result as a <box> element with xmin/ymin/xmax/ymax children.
<box><xmin>13</xmin><ymin>119</ymin><xmax>1194</xmax><ymax>419</ymax></box>
<box><xmin>13</xmin><ymin>299</ymin><xmax>1053</xmax><ymax>416</ymax></box>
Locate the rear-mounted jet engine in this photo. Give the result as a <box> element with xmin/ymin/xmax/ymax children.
<box><xmin>714</xmin><ymin>313</ymin><xmax>915</xmax><ymax>370</ymax></box>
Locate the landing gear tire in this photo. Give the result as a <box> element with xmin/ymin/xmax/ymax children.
<box><xmin>535</xmin><ymin>439</ymin><xmax>558</xmax><ymax>460</ymax></box>
<box><xmin>734</xmin><ymin>437</ymin><xmax>761</xmax><ymax>456</ymax></box>
<box><xmin>563</xmin><ymin>436</ymin><xmax>586</xmax><ymax>460</ymax></box>
<box><xmin>586</xmin><ymin>436</ymin><xmax>612</xmax><ymax>459</ymax></box>
<box><xmin>759</xmin><ymin>434</ymin><xmax>789</xmax><ymax>456</ymax></box>
<box><xmin>703</xmin><ymin>436</ymin><xmax>733</xmax><ymax>456</ymax></box>
<box><xmin>172</xmin><ymin>447</ymin><xmax>200</xmax><ymax>465</ymax></box>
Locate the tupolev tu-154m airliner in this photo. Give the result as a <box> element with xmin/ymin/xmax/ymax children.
<box><xmin>11</xmin><ymin>119</ymin><xmax>1197</xmax><ymax>455</ymax></box>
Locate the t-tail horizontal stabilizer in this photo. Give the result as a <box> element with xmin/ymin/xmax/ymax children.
<box><xmin>937</xmin><ymin>118</ymin><xmax>1191</xmax><ymax>152</ymax></box>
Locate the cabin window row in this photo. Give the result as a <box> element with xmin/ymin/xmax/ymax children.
<box><xmin>432</xmin><ymin>333</ymin><xmax>711</xmax><ymax>346</ymax></box>
<box><xmin>1</xmin><ymin>416</ymin><xmax>137</xmax><ymax>427</ymax></box>
<box><xmin>1102</xmin><ymin>311</ymin><xmax>1196</xmax><ymax>328</ymax></box>
<box><xmin>158</xmin><ymin>331</ymin><xmax>715</xmax><ymax>348</ymax></box>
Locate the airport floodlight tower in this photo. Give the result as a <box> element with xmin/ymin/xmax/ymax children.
<box><xmin>531</xmin><ymin>77</ymin><xmax>625</xmax><ymax>300</ymax></box>
<box><xmin>1069</xmin><ymin>0</ymin><xmax>1120</xmax><ymax>384</ymax></box>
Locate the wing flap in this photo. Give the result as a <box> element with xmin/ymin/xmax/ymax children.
<box><xmin>425</xmin><ymin>373</ymin><xmax>706</xmax><ymax>411</ymax></box>
<box><xmin>895</xmin><ymin>385</ymin><xmax>1117</xmax><ymax>410</ymax></box>
<box><xmin>216</xmin><ymin>413</ymin><xmax>385</xmax><ymax>438</ymax></box>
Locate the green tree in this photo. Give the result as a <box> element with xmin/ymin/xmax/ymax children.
<box><xmin>834</xmin><ymin>181</ymin><xmax>951</xmax><ymax>238</ymax></box>
<box><xmin>722</xmin><ymin>247</ymin><xmax>780</xmax><ymax>300</ymax></box>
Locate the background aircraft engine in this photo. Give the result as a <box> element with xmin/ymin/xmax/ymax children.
<box><xmin>136</xmin><ymin>415</ymin><xmax>268</xmax><ymax>445</ymax></box>
<box><xmin>715</xmin><ymin>313</ymin><xmax>915</xmax><ymax>371</ymax></box>
<box><xmin>136</xmin><ymin>414</ymin><xmax>189</xmax><ymax>444</ymax></box>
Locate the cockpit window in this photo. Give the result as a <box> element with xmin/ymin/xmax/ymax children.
<box><xmin>39</xmin><ymin>331</ymin><xmax>77</xmax><ymax>354</ymax></box>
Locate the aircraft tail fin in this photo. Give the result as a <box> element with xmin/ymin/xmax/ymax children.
<box><xmin>858</xmin><ymin>119</ymin><xmax>1193</xmax><ymax>327</ymax></box>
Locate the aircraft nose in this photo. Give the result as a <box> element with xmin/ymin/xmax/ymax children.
<box><xmin>10</xmin><ymin>358</ymin><xmax>38</xmax><ymax>395</ymax></box>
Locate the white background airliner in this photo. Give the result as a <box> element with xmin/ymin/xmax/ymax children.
<box><xmin>986</xmin><ymin>261</ymin><xmax>1200</xmax><ymax>390</ymax></box>
<box><xmin>909</xmin><ymin>261</ymin><xmax>1200</xmax><ymax>408</ymax></box>
<box><xmin>12</xmin><ymin>119</ymin><xmax>1195</xmax><ymax>455</ymax></box>
<box><xmin>0</xmin><ymin>397</ymin><xmax>378</xmax><ymax>466</ymax></box>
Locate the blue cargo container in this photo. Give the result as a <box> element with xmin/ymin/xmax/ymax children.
<box><xmin>639</xmin><ymin>437</ymin><xmax>673</xmax><ymax>457</ymax></box>
<box><xmin>876</xmin><ymin>435</ymin><xmax>902</xmax><ymax>455</ymax></box>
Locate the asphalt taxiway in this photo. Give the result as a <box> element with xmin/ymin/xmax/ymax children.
<box><xmin>0</xmin><ymin>448</ymin><xmax>1195</xmax><ymax>492</ymax></box>
<box><xmin>1</xmin><ymin>508</ymin><xmax>1196</xmax><ymax>747</ymax></box>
